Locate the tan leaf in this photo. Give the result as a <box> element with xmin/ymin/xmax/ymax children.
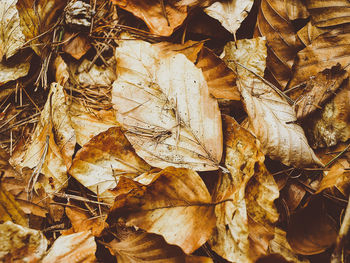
<box><xmin>10</xmin><ymin>83</ymin><xmax>76</xmax><ymax>194</ymax></box>
<box><xmin>54</xmin><ymin>55</ymin><xmax>69</xmax><ymax>85</ymax></box>
<box><xmin>105</xmin><ymin>226</ymin><xmax>213</xmax><ymax>263</ymax></box>
<box><xmin>288</xmin><ymin>26</ymin><xmax>350</xmax><ymax>89</ymax></box>
<box><xmin>109</xmin><ymin>167</ymin><xmax>216</xmax><ymax>254</ymax></box>
<box><xmin>204</xmin><ymin>0</ymin><xmax>253</xmax><ymax>35</ymax></box>
<box><xmin>112</xmin><ymin>0</ymin><xmax>187</xmax><ymax>36</ymax></box>
<box><xmin>16</xmin><ymin>0</ymin><xmax>68</xmax><ymax>56</ymax></box>
<box><xmin>0</xmin><ymin>60</ymin><xmax>30</xmax><ymax>85</ymax></box>
<box><xmin>293</xmin><ymin>64</ymin><xmax>348</xmax><ymax>119</ymax></box>
<box><xmin>0</xmin><ymin>185</ymin><xmax>27</xmax><ymax>226</ymax></box>
<box><xmin>0</xmin><ymin>0</ymin><xmax>26</xmax><ymax>60</ymax></box>
<box><xmin>112</xmin><ymin>40</ymin><xmax>222</xmax><ymax>171</ymax></box>
<box><xmin>255</xmin><ymin>0</ymin><xmax>303</xmax><ymax>89</ymax></box>
<box><xmin>69</xmin><ymin>127</ymin><xmax>151</xmax><ymax>203</ymax></box>
<box><xmin>62</xmin><ymin>32</ymin><xmax>91</xmax><ymax>60</ymax></box>
<box><xmin>0</xmin><ymin>221</ymin><xmax>47</xmax><ymax>262</ymax></box>
<box><xmin>209</xmin><ymin>115</ymin><xmax>278</xmax><ymax>262</ymax></box>
<box><xmin>285</xmin><ymin>0</ymin><xmax>309</xmax><ymax>20</ymax></box>
<box><xmin>297</xmin><ymin>21</ymin><xmax>328</xmax><ymax>47</ymax></box>
<box><xmin>303</xmin><ymin>81</ymin><xmax>350</xmax><ymax>148</ymax></box>
<box><xmin>224</xmin><ymin>37</ymin><xmax>322</xmax><ymax>167</ymax></box>
<box><xmin>305</xmin><ymin>0</ymin><xmax>350</xmax><ymax>27</ymax></box>
<box><xmin>42</xmin><ymin>231</ymin><xmax>96</xmax><ymax>263</ymax></box>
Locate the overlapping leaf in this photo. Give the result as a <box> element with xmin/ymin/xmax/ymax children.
<box><xmin>224</xmin><ymin>37</ymin><xmax>322</xmax><ymax>167</ymax></box>
<box><xmin>112</xmin><ymin>40</ymin><xmax>222</xmax><ymax>171</ymax></box>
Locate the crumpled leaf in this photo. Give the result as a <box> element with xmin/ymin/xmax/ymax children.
<box><xmin>0</xmin><ymin>0</ymin><xmax>26</xmax><ymax>60</ymax></box>
<box><xmin>0</xmin><ymin>61</ymin><xmax>30</xmax><ymax>85</ymax></box>
<box><xmin>0</xmin><ymin>221</ymin><xmax>47</xmax><ymax>262</ymax></box>
<box><xmin>112</xmin><ymin>0</ymin><xmax>187</xmax><ymax>36</ymax></box>
<box><xmin>288</xmin><ymin>26</ymin><xmax>350</xmax><ymax>89</ymax></box>
<box><xmin>10</xmin><ymin>83</ymin><xmax>76</xmax><ymax>194</ymax></box>
<box><xmin>305</xmin><ymin>0</ymin><xmax>350</xmax><ymax>28</ymax></box>
<box><xmin>0</xmin><ymin>185</ymin><xmax>27</xmax><ymax>226</ymax></box>
<box><xmin>105</xmin><ymin>226</ymin><xmax>213</xmax><ymax>263</ymax></box>
<box><xmin>297</xmin><ymin>21</ymin><xmax>327</xmax><ymax>47</ymax></box>
<box><xmin>62</xmin><ymin>32</ymin><xmax>91</xmax><ymax>60</ymax></box>
<box><xmin>255</xmin><ymin>0</ymin><xmax>303</xmax><ymax>89</ymax></box>
<box><xmin>42</xmin><ymin>231</ymin><xmax>96</xmax><ymax>263</ymax></box>
<box><xmin>69</xmin><ymin>127</ymin><xmax>151</xmax><ymax>203</ymax></box>
<box><xmin>292</xmin><ymin>64</ymin><xmax>348</xmax><ymax>119</ymax></box>
<box><xmin>112</xmin><ymin>40</ymin><xmax>222</xmax><ymax>171</ymax></box>
<box><xmin>16</xmin><ymin>0</ymin><xmax>68</xmax><ymax>56</ymax></box>
<box><xmin>303</xmin><ymin>81</ymin><xmax>350</xmax><ymax>148</ymax></box>
<box><xmin>224</xmin><ymin>37</ymin><xmax>321</xmax><ymax>167</ymax></box>
<box><xmin>209</xmin><ymin>115</ymin><xmax>279</xmax><ymax>263</ymax></box>
<box><xmin>204</xmin><ymin>0</ymin><xmax>253</xmax><ymax>35</ymax></box>
<box><xmin>109</xmin><ymin>167</ymin><xmax>216</xmax><ymax>254</ymax></box>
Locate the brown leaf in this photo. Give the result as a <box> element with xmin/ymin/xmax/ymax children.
<box><xmin>293</xmin><ymin>64</ymin><xmax>348</xmax><ymax>119</ymax></box>
<box><xmin>0</xmin><ymin>221</ymin><xmax>47</xmax><ymax>262</ymax></box>
<box><xmin>303</xmin><ymin>81</ymin><xmax>350</xmax><ymax>148</ymax></box>
<box><xmin>69</xmin><ymin>127</ymin><xmax>151</xmax><ymax>203</ymax></box>
<box><xmin>305</xmin><ymin>0</ymin><xmax>350</xmax><ymax>27</ymax></box>
<box><xmin>209</xmin><ymin>115</ymin><xmax>279</xmax><ymax>262</ymax></box>
<box><xmin>0</xmin><ymin>61</ymin><xmax>30</xmax><ymax>85</ymax></box>
<box><xmin>112</xmin><ymin>40</ymin><xmax>222</xmax><ymax>171</ymax></box>
<box><xmin>112</xmin><ymin>0</ymin><xmax>187</xmax><ymax>36</ymax></box>
<box><xmin>224</xmin><ymin>37</ymin><xmax>322</xmax><ymax>167</ymax></box>
<box><xmin>62</xmin><ymin>32</ymin><xmax>91</xmax><ymax>60</ymax></box>
<box><xmin>0</xmin><ymin>185</ymin><xmax>27</xmax><ymax>226</ymax></box>
<box><xmin>42</xmin><ymin>231</ymin><xmax>96</xmax><ymax>263</ymax></box>
<box><xmin>285</xmin><ymin>0</ymin><xmax>309</xmax><ymax>20</ymax></box>
<box><xmin>105</xmin><ymin>226</ymin><xmax>213</xmax><ymax>263</ymax></box>
<box><xmin>54</xmin><ymin>55</ymin><xmax>69</xmax><ymax>85</ymax></box>
<box><xmin>109</xmin><ymin>167</ymin><xmax>216</xmax><ymax>254</ymax></box>
<box><xmin>287</xmin><ymin>197</ymin><xmax>338</xmax><ymax>255</ymax></box>
<box><xmin>255</xmin><ymin>0</ymin><xmax>302</xmax><ymax>89</ymax></box>
<box><xmin>296</xmin><ymin>21</ymin><xmax>327</xmax><ymax>47</ymax></box>
<box><xmin>288</xmin><ymin>26</ymin><xmax>350</xmax><ymax>89</ymax></box>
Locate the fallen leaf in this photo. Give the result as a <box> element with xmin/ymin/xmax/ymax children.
<box><xmin>54</xmin><ymin>55</ymin><xmax>69</xmax><ymax>85</ymax></box>
<box><xmin>0</xmin><ymin>221</ymin><xmax>47</xmax><ymax>262</ymax></box>
<box><xmin>105</xmin><ymin>226</ymin><xmax>213</xmax><ymax>263</ymax></box>
<box><xmin>69</xmin><ymin>127</ymin><xmax>151</xmax><ymax>203</ymax></box>
<box><xmin>0</xmin><ymin>0</ymin><xmax>26</xmax><ymax>60</ymax></box>
<box><xmin>204</xmin><ymin>0</ymin><xmax>253</xmax><ymax>35</ymax></box>
<box><xmin>293</xmin><ymin>64</ymin><xmax>348</xmax><ymax>119</ymax></box>
<box><xmin>209</xmin><ymin>115</ymin><xmax>279</xmax><ymax>262</ymax></box>
<box><xmin>10</xmin><ymin>83</ymin><xmax>76</xmax><ymax>194</ymax></box>
<box><xmin>0</xmin><ymin>61</ymin><xmax>30</xmax><ymax>85</ymax></box>
<box><xmin>224</xmin><ymin>37</ymin><xmax>321</xmax><ymax>167</ymax></box>
<box><xmin>112</xmin><ymin>40</ymin><xmax>222</xmax><ymax>171</ymax></box>
<box><xmin>285</xmin><ymin>0</ymin><xmax>309</xmax><ymax>20</ymax></box>
<box><xmin>296</xmin><ymin>21</ymin><xmax>327</xmax><ymax>47</ymax></box>
<box><xmin>255</xmin><ymin>0</ymin><xmax>302</xmax><ymax>89</ymax></box>
<box><xmin>288</xmin><ymin>26</ymin><xmax>350</xmax><ymax>89</ymax></box>
<box><xmin>109</xmin><ymin>167</ymin><xmax>216</xmax><ymax>254</ymax></box>
<box><xmin>287</xmin><ymin>197</ymin><xmax>338</xmax><ymax>255</ymax></box>
<box><xmin>0</xmin><ymin>185</ymin><xmax>27</xmax><ymax>226</ymax></box>
<box><xmin>303</xmin><ymin>81</ymin><xmax>350</xmax><ymax>148</ymax></box>
<box><xmin>305</xmin><ymin>0</ymin><xmax>350</xmax><ymax>27</ymax></box>
<box><xmin>42</xmin><ymin>231</ymin><xmax>96</xmax><ymax>263</ymax></box>
<box><xmin>112</xmin><ymin>0</ymin><xmax>187</xmax><ymax>36</ymax></box>
<box><xmin>62</xmin><ymin>32</ymin><xmax>91</xmax><ymax>60</ymax></box>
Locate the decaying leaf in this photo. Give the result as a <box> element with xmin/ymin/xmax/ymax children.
<box><xmin>0</xmin><ymin>61</ymin><xmax>30</xmax><ymax>85</ymax></box>
<box><xmin>209</xmin><ymin>115</ymin><xmax>279</xmax><ymax>263</ymax></box>
<box><xmin>296</xmin><ymin>21</ymin><xmax>327</xmax><ymax>47</ymax></box>
<box><xmin>112</xmin><ymin>0</ymin><xmax>187</xmax><ymax>36</ymax></box>
<box><xmin>112</xmin><ymin>40</ymin><xmax>222</xmax><ymax>171</ymax></box>
<box><xmin>10</xmin><ymin>83</ymin><xmax>76</xmax><ymax>194</ymax></box>
<box><xmin>0</xmin><ymin>0</ymin><xmax>26</xmax><ymax>60</ymax></box>
<box><xmin>0</xmin><ymin>221</ymin><xmax>47</xmax><ymax>262</ymax></box>
<box><xmin>109</xmin><ymin>167</ymin><xmax>216</xmax><ymax>254</ymax></box>
<box><xmin>0</xmin><ymin>185</ymin><xmax>27</xmax><ymax>226</ymax></box>
<box><xmin>255</xmin><ymin>0</ymin><xmax>302</xmax><ymax>89</ymax></box>
<box><xmin>42</xmin><ymin>231</ymin><xmax>96</xmax><ymax>263</ymax></box>
<box><xmin>62</xmin><ymin>32</ymin><xmax>91</xmax><ymax>60</ymax></box>
<box><xmin>105</xmin><ymin>226</ymin><xmax>213</xmax><ymax>263</ymax></box>
<box><xmin>224</xmin><ymin>37</ymin><xmax>321</xmax><ymax>167</ymax></box>
<box><xmin>204</xmin><ymin>0</ymin><xmax>253</xmax><ymax>35</ymax></box>
<box><xmin>293</xmin><ymin>64</ymin><xmax>348</xmax><ymax>119</ymax></box>
<box><xmin>303</xmin><ymin>81</ymin><xmax>350</xmax><ymax>148</ymax></box>
<box><xmin>285</xmin><ymin>0</ymin><xmax>309</xmax><ymax>20</ymax></box>
<box><xmin>69</xmin><ymin>127</ymin><xmax>151</xmax><ymax>203</ymax></box>
<box><xmin>287</xmin><ymin>197</ymin><xmax>338</xmax><ymax>255</ymax></box>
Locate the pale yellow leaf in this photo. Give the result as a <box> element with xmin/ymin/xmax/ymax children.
<box><xmin>204</xmin><ymin>0</ymin><xmax>253</xmax><ymax>35</ymax></box>
<box><xmin>0</xmin><ymin>60</ymin><xmax>29</xmax><ymax>85</ymax></box>
<box><xmin>112</xmin><ymin>40</ymin><xmax>222</xmax><ymax>171</ymax></box>
<box><xmin>76</xmin><ymin>59</ymin><xmax>116</xmax><ymax>87</ymax></box>
<box><xmin>224</xmin><ymin>38</ymin><xmax>322</xmax><ymax>167</ymax></box>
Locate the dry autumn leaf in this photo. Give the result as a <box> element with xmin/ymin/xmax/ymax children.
<box><xmin>204</xmin><ymin>0</ymin><xmax>253</xmax><ymax>35</ymax></box>
<box><xmin>224</xmin><ymin>37</ymin><xmax>322</xmax><ymax>167</ymax></box>
<box><xmin>209</xmin><ymin>115</ymin><xmax>279</xmax><ymax>263</ymax></box>
<box><xmin>62</xmin><ymin>32</ymin><xmax>91</xmax><ymax>60</ymax></box>
<box><xmin>105</xmin><ymin>226</ymin><xmax>213</xmax><ymax>263</ymax></box>
<box><xmin>112</xmin><ymin>40</ymin><xmax>222</xmax><ymax>171</ymax></box>
<box><xmin>296</xmin><ymin>21</ymin><xmax>327</xmax><ymax>47</ymax></box>
<box><xmin>42</xmin><ymin>231</ymin><xmax>96</xmax><ymax>263</ymax></box>
<box><xmin>69</xmin><ymin>126</ymin><xmax>151</xmax><ymax>203</ymax></box>
<box><xmin>109</xmin><ymin>167</ymin><xmax>216</xmax><ymax>254</ymax></box>
<box><xmin>0</xmin><ymin>185</ymin><xmax>27</xmax><ymax>226</ymax></box>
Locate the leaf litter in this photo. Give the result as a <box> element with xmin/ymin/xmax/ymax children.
<box><xmin>0</xmin><ymin>0</ymin><xmax>349</xmax><ymax>262</ymax></box>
